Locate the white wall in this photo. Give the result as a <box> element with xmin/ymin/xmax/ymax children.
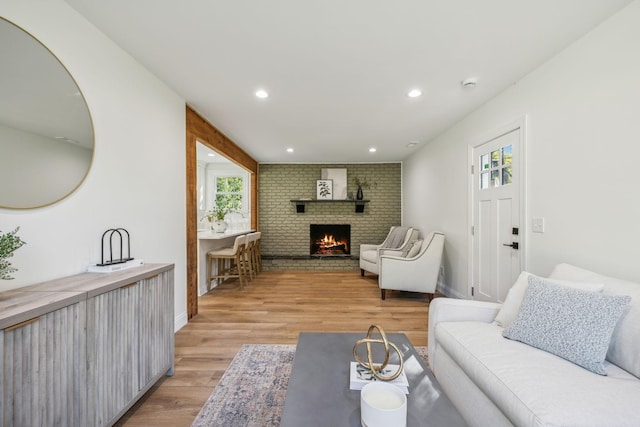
<box><xmin>0</xmin><ymin>2</ymin><xmax>188</xmax><ymax>330</ymax></box>
<box><xmin>404</xmin><ymin>1</ymin><xmax>640</xmax><ymax>298</ymax></box>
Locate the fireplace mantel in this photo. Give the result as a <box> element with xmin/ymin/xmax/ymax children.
<box><xmin>290</xmin><ymin>199</ymin><xmax>370</xmax><ymax>213</ymax></box>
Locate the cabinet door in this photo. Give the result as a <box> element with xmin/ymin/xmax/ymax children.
<box><xmin>86</xmin><ymin>284</ymin><xmax>139</xmax><ymax>426</ymax></box>
<box><xmin>0</xmin><ymin>302</ymin><xmax>87</xmax><ymax>427</ymax></box>
<box><xmin>139</xmin><ymin>270</ymin><xmax>175</xmax><ymax>388</ymax></box>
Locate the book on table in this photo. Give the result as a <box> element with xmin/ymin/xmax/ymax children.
<box><xmin>349</xmin><ymin>361</ymin><xmax>409</xmax><ymax>394</ymax></box>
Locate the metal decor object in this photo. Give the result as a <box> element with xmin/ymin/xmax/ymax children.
<box><xmin>353</xmin><ymin>324</ymin><xmax>404</xmax><ymax>381</ymax></box>
<box><xmin>97</xmin><ymin>228</ymin><xmax>134</xmax><ymax>266</ymax></box>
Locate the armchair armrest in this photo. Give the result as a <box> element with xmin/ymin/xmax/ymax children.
<box><xmin>428</xmin><ymin>298</ymin><xmax>502</xmax><ymax>369</ymax></box>
<box><xmin>360</xmin><ymin>243</ymin><xmax>381</xmax><ymax>252</ymax></box>
<box><xmin>379</xmin><ymin>254</ymin><xmax>428</xmax><ymax>293</ymax></box>
<box><xmin>379</xmin><ymin>248</ymin><xmax>404</xmax><ymax>257</ymax></box>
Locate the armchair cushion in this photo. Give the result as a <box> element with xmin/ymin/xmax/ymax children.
<box><xmin>359</xmin><ymin>226</ymin><xmax>418</xmax><ymax>276</ymax></box>
<box><xmin>404</xmin><ymin>239</ymin><xmax>422</xmax><ymax>258</ymax></box>
<box><xmin>360</xmin><ymin>248</ymin><xmax>378</xmax><ymax>264</ymax></box>
<box><xmin>384</xmin><ymin>226</ymin><xmax>411</xmax><ymax>248</ymax></box>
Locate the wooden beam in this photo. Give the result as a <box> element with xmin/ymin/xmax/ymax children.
<box><xmin>186</xmin><ymin>106</ymin><xmax>257</xmax><ymax>174</ymax></box>
<box><xmin>185</xmin><ymin>125</ymin><xmax>198</xmax><ymax>319</ymax></box>
<box><xmin>185</xmin><ymin>106</ymin><xmax>259</xmax><ymax>319</ymax></box>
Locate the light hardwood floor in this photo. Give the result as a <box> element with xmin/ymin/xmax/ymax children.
<box><xmin>116</xmin><ymin>270</ymin><xmax>433</xmax><ymax>426</ymax></box>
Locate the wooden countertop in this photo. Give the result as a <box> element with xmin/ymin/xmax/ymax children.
<box><xmin>0</xmin><ymin>263</ymin><xmax>174</xmax><ymax>329</ymax></box>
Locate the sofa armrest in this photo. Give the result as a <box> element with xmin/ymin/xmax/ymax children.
<box><xmin>428</xmin><ymin>298</ymin><xmax>502</xmax><ymax>370</ymax></box>
<box><xmin>429</xmin><ymin>297</ymin><xmax>501</xmax><ymax>325</ymax></box>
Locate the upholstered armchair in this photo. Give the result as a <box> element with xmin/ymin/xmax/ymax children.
<box><xmin>359</xmin><ymin>226</ymin><xmax>419</xmax><ymax>277</ymax></box>
<box><xmin>378</xmin><ymin>231</ymin><xmax>445</xmax><ymax>300</ymax></box>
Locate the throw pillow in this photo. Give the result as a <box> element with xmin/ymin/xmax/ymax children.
<box><xmin>503</xmin><ymin>276</ymin><xmax>631</xmax><ymax>375</ymax></box>
<box><xmin>405</xmin><ymin>240</ymin><xmax>422</xmax><ymax>258</ymax></box>
<box><xmin>400</xmin><ymin>236</ymin><xmax>418</xmax><ymax>257</ymax></box>
<box><xmin>493</xmin><ymin>271</ymin><xmax>604</xmax><ymax>328</ymax></box>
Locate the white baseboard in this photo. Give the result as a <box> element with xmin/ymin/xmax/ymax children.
<box><xmin>437</xmin><ymin>282</ymin><xmax>468</xmax><ymax>300</ymax></box>
<box><xmin>174</xmin><ymin>311</ymin><xmax>188</xmax><ymax>332</ymax></box>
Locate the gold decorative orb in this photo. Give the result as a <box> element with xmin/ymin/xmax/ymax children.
<box><xmin>353</xmin><ymin>324</ymin><xmax>404</xmax><ymax>381</ymax></box>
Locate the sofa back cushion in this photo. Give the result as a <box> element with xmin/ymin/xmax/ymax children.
<box><xmin>503</xmin><ymin>276</ymin><xmax>631</xmax><ymax>375</ymax></box>
<box><xmin>549</xmin><ymin>263</ymin><xmax>640</xmax><ymax>378</ymax></box>
<box><xmin>494</xmin><ymin>271</ymin><xmax>604</xmax><ymax>329</ymax></box>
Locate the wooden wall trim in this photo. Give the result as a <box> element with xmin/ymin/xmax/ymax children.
<box><xmin>186</xmin><ymin>106</ymin><xmax>257</xmax><ymax>174</ymax></box>
<box><xmin>185</xmin><ymin>105</ymin><xmax>259</xmax><ymax>319</ymax></box>
<box><xmin>185</xmin><ymin>129</ymin><xmax>198</xmax><ymax>319</ymax></box>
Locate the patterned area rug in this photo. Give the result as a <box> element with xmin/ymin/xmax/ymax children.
<box><xmin>191</xmin><ymin>343</ymin><xmax>429</xmax><ymax>427</ymax></box>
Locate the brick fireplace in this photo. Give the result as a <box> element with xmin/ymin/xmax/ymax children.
<box><xmin>258</xmin><ymin>163</ymin><xmax>401</xmax><ymax>270</ymax></box>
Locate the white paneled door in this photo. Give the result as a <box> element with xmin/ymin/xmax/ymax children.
<box><xmin>471</xmin><ymin>121</ymin><xmax>525</xmax><ymax>302</ymax></box>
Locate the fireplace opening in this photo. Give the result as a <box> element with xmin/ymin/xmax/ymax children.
<box><xmin>310</xmin><ymin>224</ymin><xmax>351</xmax><ymax>257</ymax></box>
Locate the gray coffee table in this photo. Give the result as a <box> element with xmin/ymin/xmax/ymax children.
<box><xmin>280</xmin><ymin>332</ymin><xmax>467</xmax><ymax>427</ymax></box>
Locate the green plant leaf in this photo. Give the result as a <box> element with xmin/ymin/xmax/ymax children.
<box><xmin>0</xmin><ymin>227</ymin><xmax>26</xmax><ymax>280</ymax></box>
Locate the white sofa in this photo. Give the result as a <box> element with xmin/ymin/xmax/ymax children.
<box><xmin>428</xmin><ymin>263</ymin><xmax>640</xmax><ymax>427</ymax></box>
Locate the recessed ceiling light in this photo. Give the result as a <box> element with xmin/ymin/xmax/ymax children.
<box><xmin>407</xmin><ymin>141</ymin><xmax>418</xmax><ymax>148</ymax></box>
<box><xmin>286</xmin><ymin>148</ymin><xmax>294</xmax><ymax>153</ymax></box>
<box><xmin>255</xmin><ymin>89</ymin><xmax>269</xmax><ymax>99</ymax></box>
<box><xmin>407</xmin><ymin>89</ymin><xmax>422</xmax><ymax>98</ymax></box>
<box><xmin>208</xmin><ymin>153</ymin><xmax>215</xmax><ymax>157</ymax></box>
<box><xmin>369</xmin><ymin>148</ymin><xmax>377</xmax><ymax>153</ymax></box>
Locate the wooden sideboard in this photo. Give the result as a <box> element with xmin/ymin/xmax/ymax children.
<box><xmin>0</xmin><ymin>263</ymin><xmax>175</xmax><ymax>427</ymax></box>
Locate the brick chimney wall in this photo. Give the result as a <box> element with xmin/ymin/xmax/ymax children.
<box><xmin>258</xmin><ymin>163</ymin><xmax>401</xmax><ymax>270</ymax></box>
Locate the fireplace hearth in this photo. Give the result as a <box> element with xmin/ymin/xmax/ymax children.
<box><xmin>310</xmin><ymin>224</ymin><xmax>351</xmax><ymax>256</ymax></box>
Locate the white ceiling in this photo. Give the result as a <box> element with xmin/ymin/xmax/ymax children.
<box><xmin>196</xmin><ymin>142</ymin><xmax>233</xmax><ymax>165</ymax></box>
<box><xmin>65</xmin><ymin>0</ymin><xmax>632</xmax><ymax>163</ymax></box>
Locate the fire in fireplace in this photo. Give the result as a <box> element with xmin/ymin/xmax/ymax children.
<box><xmin>310</xmin><ymin>224</ymin><xmax>351</xmax><ymax>256</ymax></box>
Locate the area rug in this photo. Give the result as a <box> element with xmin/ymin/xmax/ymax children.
<box><xmin>191</xmin><ymin>343</ymin><xmax>428</xmax><ymax>427</ymax></box>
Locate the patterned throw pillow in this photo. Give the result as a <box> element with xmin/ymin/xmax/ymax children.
<box><xmin>494</xmin><ymin>271</ymin><xmax>604</xmax><ymax>328</ymax></box>
<box><xmin>400</xmin><ymin>237</ymin><xmax>418</xmax><ymax>257</ymax></box>
<box><xmin>503</xmin><ymin>276</ymin><xmax>631</xmax><ymax>375</ymax></box>
<box><xmin>405</xmin><ymin>240</ymin><xmax>422</xmax><ymax>258</ymax></box>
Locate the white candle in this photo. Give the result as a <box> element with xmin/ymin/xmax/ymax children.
<box><xmin>364</xmin><ymin>389</ymin><xmax>405</xmax><ymax>410</ymax></box>
<box><xmin>361</xmin><ymin>382</ymin><xmax>407</xmax><ymax>427</ymax></box>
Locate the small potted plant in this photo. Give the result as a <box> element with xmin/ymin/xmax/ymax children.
<box><xmin>0</xmin><ymin>227</ymin><xmax>26</xmax><ymax>280</ymax></box>
<box><xmin>202</xmin><ymin>202</ymin><xmax>229</xmax><ymax>233</ymax></box>
<box><xmin>352</xmin><ymin>177</ymin><xmax>378</xmax><ymax>200</ymax></box>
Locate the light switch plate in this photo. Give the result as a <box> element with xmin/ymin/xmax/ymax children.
<box><xmin>532</xmin><ymin>217</ymin><xmax>545</xmax><ymax>233</ymax></box>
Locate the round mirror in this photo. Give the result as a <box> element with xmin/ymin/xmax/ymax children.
<box><xmin>0</xmin><ymin>18</ymin><xmax>94</xmax><ymax>209</ymax></box>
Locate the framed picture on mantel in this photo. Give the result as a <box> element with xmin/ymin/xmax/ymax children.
<box><xmin>317</xmin><ymin>179</ymin><xmax>333</xmax><ymax>200</ymax></box>
<box><xmin>321</xmin><ymin>168</ymin><xmax>347</xmax><ymax>200</ymax></box>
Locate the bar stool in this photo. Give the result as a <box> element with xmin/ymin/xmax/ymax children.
<box><xmin>252</xmin><ymin>232</ymin><xmax>262</xmax><ymax>275</ymax></box>
<box><xmin>243</xmin><ymin>233</ymin><xmax>259</xmax><ymax>281</ymax></box>
<box><xmin>207</xmin><ymin>234</ymin><xmax>248</xmax><ymax>289</ymax></box>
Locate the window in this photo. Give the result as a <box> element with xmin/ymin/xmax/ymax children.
<box><xmin>480</xmin><ymin>145</ymin><xmax>512</xmax><ymax>189</ymax></box>
<box><xmin>215</xmin><ymin>176</ymin><xmax>243</xmax><ymax>212</ymax></box>
<box><xmin>200</xmin><ymin>162</ymin><xmax>250</xmax><ymax>222</ymax></box>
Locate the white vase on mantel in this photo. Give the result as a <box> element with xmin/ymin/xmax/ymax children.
<box><xmin>211</xmin><ymin>219</ymin><xmax>228</xmax><ymax>233</ymax></box>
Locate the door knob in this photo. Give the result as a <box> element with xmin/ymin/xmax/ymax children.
<box><xmin>503</xmin><ymin>242</ymin><xmax>519</xmax><ymax>250</ymax></box>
